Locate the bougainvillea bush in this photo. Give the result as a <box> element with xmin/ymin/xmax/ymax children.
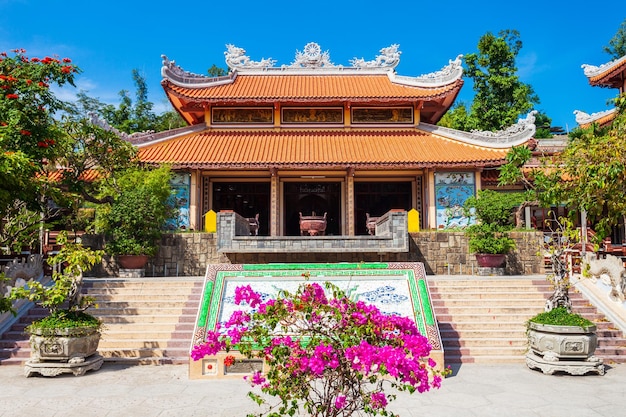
<box><xmin>191</xmin><ymin>278</ymin><xmax>447</xmax><ymax>417</ymax></box>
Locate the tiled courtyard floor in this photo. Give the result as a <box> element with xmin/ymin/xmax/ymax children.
<box><xmin>0</xmin><ymin>362</ymin><xmax>624</xmax><ymax>416</ymax></box>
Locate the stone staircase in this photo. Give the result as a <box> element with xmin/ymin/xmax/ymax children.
<box><xmin>0</xmin><ymin>277</ymin><xmax>203</xmax><ymax>366</ymax></box>
<box><xmin>428</xmin><ymin>276</ymin><xmax>626</xmax><ymax>365</ymax></box>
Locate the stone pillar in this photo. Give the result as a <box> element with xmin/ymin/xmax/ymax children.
<box><xmin>270</xmin><ymin>168</ymin><xmax>279</xmax><ymax>236</ymax></box>
<box><xmin>427</xmin><ymin>170</ymin><xmax>436</xmax><ymax>229</ymax></box>
<box><xmin>189</xmin><ymin>170</ymin><xmax>199</xmax><ymax>231</ymax></box>
<box><xmin>346</xmin><ymin>167</ymin><xmax>355</xmax><ymax>236</ymax></box>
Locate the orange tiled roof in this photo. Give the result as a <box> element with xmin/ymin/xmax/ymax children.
<box><xmin>163</xmin><ymin>74</ymin><xmax>461</xmax><ymax>103</ymax></box>
<box><xmin>46</xmin><ymin>169</ymin><xmax>100</xmax><ymax>182</ymax></box>
<box><xmin>585</xmin><ymin>55</ymin><xmax>626</xmax><ymax>88</ymax></box>
<box><xmin>138</xmin><ymin>128</ymin><xmax>508</xmax><ymax>170</ymax></box>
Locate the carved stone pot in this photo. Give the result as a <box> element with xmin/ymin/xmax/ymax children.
<box><xmin>29</xmin><ymin>326</ymin><xmax>101</xmax><ymax>363</ymax></box>
<box><xmin>526</xmin><ymin>321</ymin><xmax>604</xmax><ymax>375</ymax></box>
<box><xmin>527</xmin><ymin>322</ymin><xmax>597</xmax><ymax>360</ymax></box>
<box><xmin>25</xmin><ymin>325</ymin><xmax>103</xmax><ymax>377</ymax></box>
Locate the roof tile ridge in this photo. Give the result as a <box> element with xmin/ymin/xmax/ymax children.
<box><xmin>582</xmin><ymin>54</ymin><xmax>626</xmax><ymax>78</ymax></box>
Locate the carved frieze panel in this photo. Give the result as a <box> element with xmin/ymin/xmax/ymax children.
<box><xmin>281</xmin><ymin>107</ymin><xmax>343</xmax><ymax>124</ymax></box>
<box><xmin>212</xmin><ymin>107</ymin><xmax>273</xmax><ymax>124</ymax></box>
<box><xmin>352</xmin><ymin>107</ymin><xmax>413</xmax><ymax>124</ymax></box>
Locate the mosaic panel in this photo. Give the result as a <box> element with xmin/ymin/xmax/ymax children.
<box><xmin>434</xmin><ymin>172</ymin><xmax>475</xmax><ymax>229</ymax></box>
<box><xmin>196</xmin><ymin>263</ymin><xmax>435</xmax><ymax>348</ymax></box>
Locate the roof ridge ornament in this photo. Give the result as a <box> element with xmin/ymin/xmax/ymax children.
<box><xmin>350</xmin><ymin>44</ymin><xmax>401</xmax><ymax>69</ymax></box>
<box><xmin>419</xmin><ymin>111</ymin><xmax>537</xmax><ymax>149</ymax></box>
<box><xmin>289</xmin><ymin>43</ymin><xmax>336</xmax><ymax>68</ymax></box>
<box><xmin>581</xmin><ymin>54</ymin><xmax>626</xmax><ymax>77</ymax></box>
<box><xmin>88</xmin><ymin>112</ymin><xmax>128</xmax><ymax>140</ymax></box>
<box><xmin>225</xmin><ymin>45</ymin><xmax>276</xmax><ymax>70</ymax></box>
<box><xmin>573</xmin><ymin>108</ymin><xmax>616</xmax><ymax>124</ymax></box>
<box><xmin>470</xmin><ymin>110</ymin><xmax>537</xmax><ymax>138</ymax></box>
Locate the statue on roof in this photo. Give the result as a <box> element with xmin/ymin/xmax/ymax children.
<box><xmin>224</xmin><ymin>44</ymin><xmax>276</xmax><ymax>69</ymax></box>
<box><xmin>350</xmin><ymin>44</ymin><xmax>401</xmax><ymax>69</ymax></box>
<box><xmin>289</xmin><ymin>43</ymin><xmax>336</xmax><ymax>68</ymax></box>
<box><xmin>470</xmin><ymin>110</ymin><xmax>538</xmax><ymax>138</ymax></box>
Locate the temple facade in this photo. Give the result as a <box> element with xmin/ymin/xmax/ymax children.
<box><xmin>131</xmin><ymin>43</ymin><xmax>537</xmax><ymax>236</ymax></box>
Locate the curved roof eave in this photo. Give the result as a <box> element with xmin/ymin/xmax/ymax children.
<box><xmin>419</xmin><ymin>111</ymin><xmax>538</xmax><ymax>149</ymax></box>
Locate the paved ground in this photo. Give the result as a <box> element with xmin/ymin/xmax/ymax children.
<box><xmin>0</xmin><ymin>362</ymin><xmax>624</xmax><ymax>417</ymax></box>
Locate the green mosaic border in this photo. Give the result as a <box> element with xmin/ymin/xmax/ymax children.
<box><xmin>242</xmin><ymin>262</ymin><xmax>389</xmax><ymax>271</ymax></box>
<box><xmin>200</xmin><ymin>263</ymin><xmax>433</xmax><ymax>339</ymax></box>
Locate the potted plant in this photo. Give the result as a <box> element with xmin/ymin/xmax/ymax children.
<box><xmin>464</xmin><ymin>190</ymin><xmax>525</xmax><ymax>268</ymax></box>
<box><xmin>465</xmin><ymin>223</ymin><xmax>516</xmax><ymax>267</ymax></box>
<box><xmin>525</xmin><ymin>215</ymin><xmax>604</xmax><ymax>375</ymax></box>
<box><xmin>8</xmin><ymin>231</ymin><xmax>105</xmax><ymax>377</ymax></box>
<box><xmin>95</xmin><ymin>166</ymin><xmax>175</xmax><ymax>270</ymax></box>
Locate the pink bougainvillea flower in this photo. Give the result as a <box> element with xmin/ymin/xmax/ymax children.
<box><xmin>370</xmin><ymin>392</ymin><xmax>387</xmax><ymax>409</ymax></box>
<box><xmin>334</xmin><ymin>395</ymin><xmax>347</xmax><ymax>409</ymax></box>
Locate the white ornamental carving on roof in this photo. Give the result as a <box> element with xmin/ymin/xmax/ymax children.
<box><xmin>225</xmin><ymin>45</ymin><xmax>276</xmax><ymax>69</ymax></box>
<box><xmin>289</xmin><ymin>43</ymin><xmax>336</xmax><ymax>68</ymax></box>
<box><xmin>420</xmin><ymin>111</ymin><xmax>538</xmax><ymax>148</ymax></box>
<box><xmin>573</xmin><ymin>108</ymin><xmax>616</xmax><ymax>124</ymax></box>
<box><xmin>581</xmin><ymin>55</ymin><xmax>626</xmax><ymax>77</ymax></box>
<box><xmin>350</xmin><ymin>44</ymin><xmax>401</xmax><ymax>69</ymax></box>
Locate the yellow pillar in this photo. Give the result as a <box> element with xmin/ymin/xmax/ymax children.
<box><xmin>204</xmin><ymin>210</ymin><xmax>217</xmax><ymax>233</ymax></box>
<box><xmin>408</xmin><ymin>209</ymin><xmax>420</xmax><ymax>232</ymax></box>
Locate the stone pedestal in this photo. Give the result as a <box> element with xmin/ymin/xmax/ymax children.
<box><xmin>477</xmin><ymin>267</ymin><xmax>505</xmax><ymax>276</ymax></box>
<box><xmin>24</xmin><ymin>354</ymin><xmax>104</xmax><ymax>377</ymax></box>
<box><xmin>118</xmin><ymin>268</ymin><xmax>145</xmax><ymax>278</ymax></box>
<box><xmin>526</xmin><ymin>351</ymin><xmax>604</xmax><ymax>375</ymax></box>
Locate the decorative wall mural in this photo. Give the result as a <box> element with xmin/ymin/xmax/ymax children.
<box><xmin>212</xmin><ymin>107</ymin><xmax>273</xmax><ymax>124</ymax></box>
<box><xmin>434</xmin><ymin>172</ymin><xmax>475</xmax><ymax>229</ymax></box>
<box><xmin>352</xmin><ymin>107</ymin><xmax>413</xmax><ymax>123</ymax></box>
<box><xmin>282</xmin><ymin>107</ymin><xmax>343</xmax><ymax>123</ymax></box>
<box><xmin>167</xmin><ymin>172</ymin><xmax>191</xmax><ymax>230</ymax></box>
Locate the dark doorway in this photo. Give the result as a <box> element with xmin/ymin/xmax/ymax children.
<box><xmin>284</xmin><ymin>182</ymin><xmax>341</xmax><ymax>236</ymax></box>
<box><xmin>212</xmin><ymin>182</ymin><xmax>270</xmax><ymax>235</ymax></box>
<box><xmin>355</xmin><ymin>182</ymin><xmax>412</xmax><ymax>235</ymax></box>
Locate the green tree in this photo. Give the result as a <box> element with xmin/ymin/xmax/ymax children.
<box><xmin>95</xmin><ymin>166</ymin><xmax>175</xmax><ymax>256</ymax></box>
<box><xmin>0</xmin><ymin>49</ymin><xmax>146</xmax><ymax>252</ymax></box>
<box><xmin>464</xmin><ymin>30</ymin><xmax>540</xmax><ymax>131</ymax></box>
<box><xmin>604</xmin><ymin>18</ymin><xmax>626</xmax><ymax>59</ymax></box>
<box><xmin>0</xmin><ymin>49</ymin><xmax>79</xmax><ymax>225</ymax></box>
<box><xmin>533</xmin><ymin>111</ymin><xmax>554</xmax><ymax>139</ymax></box>
<box><xmin>500</xmin><ymin>94</ymin><xmax>626</xmax><ymax>241</ymax></box>
<box><xmin>207</xmin><ymin>64</ymin><xmax>227</xmax><ymax>76</ymax></box>
<box><xmin>443</xmin><ymin>30</ymin><xmax>541</xmax><ymax>133</ymax></box>
<box><xmin>79</xmin><ymin>70</ymin><xmax>186</xmax><ymax>133</ymax></box>
<box><xmin>437</xmin><ymin>102</ymin><xmax>470</xmax><ymax>131</ymax></box>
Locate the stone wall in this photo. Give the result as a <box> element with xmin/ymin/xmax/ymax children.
<box><xmin>152</xmin><ymin>230</ymin><xmax>544</xmax><ymax>276</ymax></box>
<box><xmin>409</xmin><ymin>231</ymin><xmax>544</xmax><ymax>275</ymax></box>
<box><xmin>85</xmin><ymin>230</ymin><xmax>544</xmax><ymax>277</ymax></box>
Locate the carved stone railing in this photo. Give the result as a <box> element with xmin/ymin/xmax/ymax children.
<box><xmin>217</xmin><ymin>210</ymin><xmax>408</xmax><ymax>253</ymax></box>
<box><xmin>0</xmin><ymin>254</ymin><xmax>46</xmax><ymax>335</ymax></box>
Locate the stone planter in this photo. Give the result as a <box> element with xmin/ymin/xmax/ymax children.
<box><xmin>475</xmin><ymin>253</ymin><xmax>506</xmax><ymax>268</ymax></box>
<box><xmin>29</xmin><ymin>326</ymin><xmax>101</xmax><ymax>362</ymax></box>
<box><xmin>117</xmin><ymin>254</ymin><xmax>149</xmax><ymax>269</ymax></box>
<box><xmin>25</xmin><ymin>326</ymin><xmax>103</xmax><ymax>377</ymax></box>
<box><xmin>526</xmin><ymin>321</ymin><xmax>604</xmax><ymax>375</ymax></box>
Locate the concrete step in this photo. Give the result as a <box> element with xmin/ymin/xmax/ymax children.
<box><xmin>430</xmin><ymin>276</ymin><xmax>626</xmax><ymax>365</ymax></box>
<box><xmin>0</xmin><ymin>277</ymin><xmax>201</xmax><ymax>366</ymax></box>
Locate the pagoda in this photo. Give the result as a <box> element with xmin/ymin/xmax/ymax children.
<box><xmin>132</xmin><ymin>43</ymin><xmax>536</xmax><ymax>236</ymax></box>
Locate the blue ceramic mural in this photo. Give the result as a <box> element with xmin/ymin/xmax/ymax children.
<box><xmin>434</xmin><ymin>172</ymin><xmax>475</xmax><ymax>229</ymax></box>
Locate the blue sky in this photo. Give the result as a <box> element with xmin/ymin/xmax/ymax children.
<box><xmin>1</xmin><ymin>0</ymin><xmax>623</xmax><ymax>132</ymax></box>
